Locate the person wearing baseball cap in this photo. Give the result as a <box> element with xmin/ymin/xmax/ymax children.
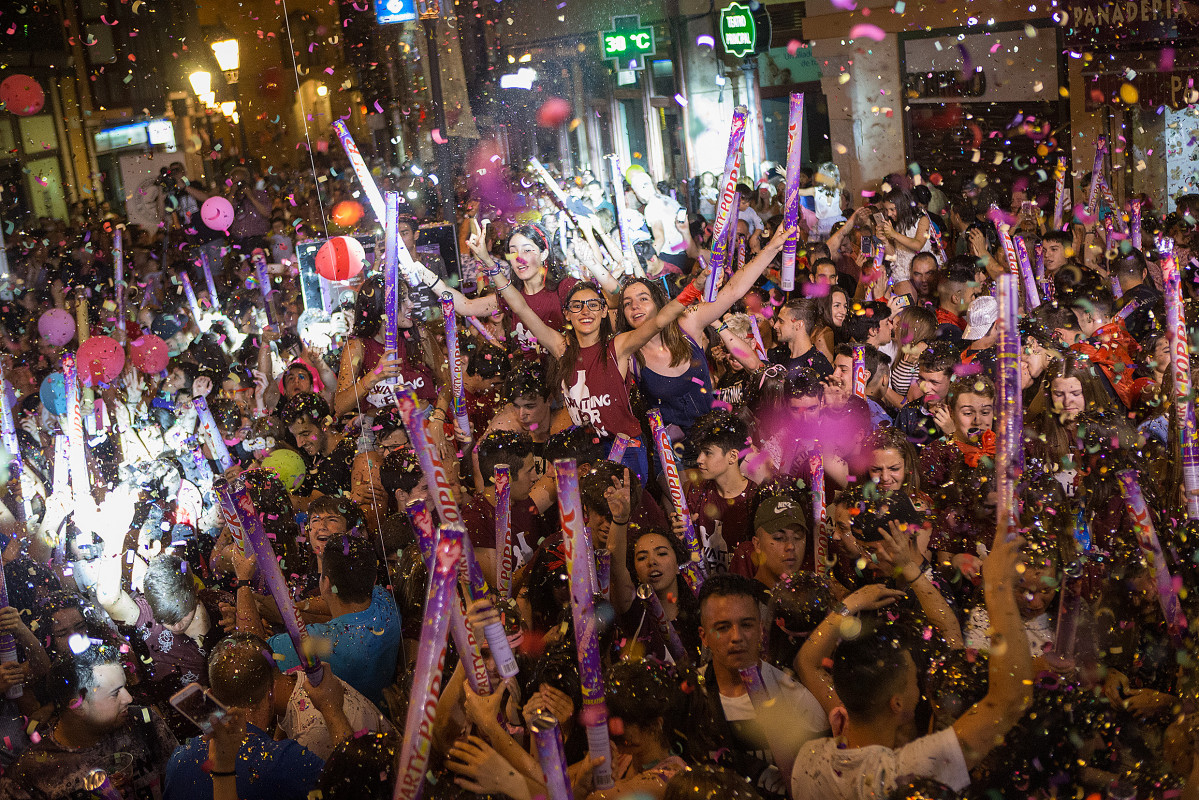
<box><xmin>960</xmin><ymin>295</ymin><xmax>998</xmax><ymax>372</ymax></box>
<box><xmin>751</xmin><ymin>496</ymin><xmax>809</xmax><ymax>591</ymax></box>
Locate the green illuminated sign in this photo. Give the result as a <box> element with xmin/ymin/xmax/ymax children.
<box><xmin>600</xmin><ymin>15</ymin><xmax>656</xmax><ymax>70</ymax></box>
<box><xmin>720</xmin><ymin>1</ymin><xmax>757</xmax><ymax>58</ymax></box>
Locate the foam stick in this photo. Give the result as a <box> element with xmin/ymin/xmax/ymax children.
<box><xmin>647</xmin><ymin>408</ymin><xmax>704</xmax><ymax>589</ymax></box>
<box><xmin>781</xmin><ymin>93</ymin><xmax>804</xmax><ymax>292</ymax></box>
<box><xmin>199</xmin><ymin>249</ymin><xmax>221</xmax><ymax>313</ymax></box>
<box><xmin>194</xmin><ymin>396</ymin><xmax>234</xmax><ymax>472</ymax></box>
<box><xmin>529</xmin><ymin>713</ymin><xmax>574</xmax><ymax>800</ymax></box>
<box><xmin>607</xmin><ymin>434</ymin><xmax>632</xmax><ymax>464</ymax></box>
<box><xmin>62</xmin><ymin>353</ymin><xmax>88</xmax><ymax>508</ymax></box>
<box><xmin>595</xmin><ymin>548</ymin><xmax>611</xmax><ymax>600</ymax></box>
<box><xmin>467</xmin><ymin>316</ymin><xmax>503</xmax><ymax>348</ymax></box>
<box><xmin>1130</xmin><ymin>200</ymin><xmax>1143</xmax><ymax>251</ymax></box>
<box><xmin>851</xmin><ymin>344</ymin><xmax>867</xmax><ymax>398</ymax></box>
<box><xmin>738</xmin><ymin>665</ymin><xmax>790</xmax><ymax>779</ymax></box>
<box><xmin>1159</xmin><ymin>236</ymin><xmax>1199</xmax><ymax>519</ymax></box>
<box><xmin>494</xmin><ymin>464</ymin><xmax>513</xmax><ymax>597</ymax></box>
<box><xmin>333</xmin><ymin>119</ymin><xmax>386</xmax><ymax>223</ymax></box>
<box><xmin>457</xmin><ymin>529</ymin><xmax>520</xmax><ymax>679</ymax></box>
<box><xmin>1052</xmin><ymin>157</ymin><xmax>1067</xmax><ymax>231</ymax></box>
<box><xmin>606</xmin><ymin>154</ymin><xmax>637</xmax><ymax>274</ymax></box>
<box><xmin>553</xmin><ymin>459</ymin><xmax>614</xmax><ymax>790</ymax></box>
<box><xmin>708</xmin><ymin>107</ymin><xmax>749</xmax><ymax>283</ymax></box>
<box><xmin>995</xmin><ymin>275</ymin><xmax>1022</xmax><ymax>527</ymax></box>
<box><xmin>229</xmin><ymin>483</ymin><xmax>325</xmax><ymax>683</ymax></box>
<box><xmin>113</xmin><ymin>228</ymin><xmax>126</xmax><ymax>342</ymax></box>
<box><xmin>384</xmin><ymin>191</ymin><xmax>401</xmax><ymax>358</ymax></box>
<box><xmin>0</xmin><ymin>554</ymin><xmax>21</xmax><ymax>699</ymax></box>
<box><xmin>441</xmin><ymin>294</ymin><xmax>473</xmax><ymax>442</ymax></box>
<box><xmin>637</xmin><ymin>583</ymin><xmax>687</xmax><ymax>663</ymax></box>
<box><xmin>1084</xmin><ymin>137</ymin><xmax>1107</xmax><ymax>221</ymax></box>
<box><xmin>392</xmin><ymin>526</ymin><xmax>461</xmax><ymax>800</ymax></box>
<box><xmin>809</xmin><ymin>450</ymin><xmax>829</xmax><ymax>577</ymax></box>
<box><xmin>180</xmin><ymin>272</ymin><xmax>205</xmax><ymax>332</ymax></box>
<box><xmin>1013</xmin><ymin>235</ymin><xmax>1041</xmax><ymax>309</ymax></box>
<box><xmin>1118</xmin><ymin>470</ymin><xmax>1186</xmax><ymax>640</ymax></box>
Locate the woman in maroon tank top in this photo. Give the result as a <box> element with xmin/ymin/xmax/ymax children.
<box><xmin>423</xmin><ymin>222</ymin><xmax>621</xmax><ymax>351</ymax></box>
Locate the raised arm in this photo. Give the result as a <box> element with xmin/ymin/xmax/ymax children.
<box><xmin>604</xmin><ymin>471</ymin><xmax>636</xmax><ymax>615</ymax></box>
<box><xmin>612</xmin><ymin>271</ymin><xmax>706</xmax><ymax>363</ymax></box>
<box><xmin>492</xmin><ymin>273</ymin><xmax>567</xmax><ymax>357</ymax></box>
<box><xmin>878</xmin><ymin>521</ymin><xmax>963</xmax><ymax>648</ymax></box>
<box><xmin>685</xmin><ymin>224</ymin><xmax>792</xmax><ymax>333</ymax></box>
<box><xmin>418</xmin><ymin>228</ymin><xmax>504</xmax><ymax>318</ymax></box>
<box><xmin>951</xmin><ymin>517</ymin><xmax>1033</xmax><ymax>768</ymax></box>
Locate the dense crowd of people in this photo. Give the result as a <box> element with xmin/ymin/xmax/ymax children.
<box><xmin>0</xmin><ymin>140</ymin><xmax>1198</xmax><ymax>800</ymax></box>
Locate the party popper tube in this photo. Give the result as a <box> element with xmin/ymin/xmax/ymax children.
<box><xmin>406</xmin><ymin>498</ymin><xmax>437</xmax><ymax>565</ymax></box>
<box><xmin>467</xmin><ymin>316</ymin><xmax>503</xmax><ymax>348</ymax></box>
<box><xmin>457</xmin><ymin>528</ymin><xmax>519</xmax><ymax>678</ymax></box>
<box><xmin>1117</xmin><ymin>470</ymin><xmax>1186</xmax><ymax>639</ymax></box>
<box><xmin>595</xmin><ymin>549</ymin><xmax>611</xmax><ymax>601</ymax></box>
<box><xmin>748</xmin><ymin>314</ymin><xmax>766</xmax><ymax>358</ymax></box>
<box><xmin>705</xmin><ymin>191</ymin><xmax>741</xmax><ymax>302</ymax></box>
<box><xmin>62</xmin><ymin>353</ymin><xmax>88</xmax><ymax>508</ymax></box>
<box><xmin>494</xmin><ymin>465</ymin><xmax>513</xmax><ymax>597</ymax></box>
<box><xmin>194</xmin><ymin>396</ymin><xmax>235</xmax><ymax>472</ymax></box>
<box><xmin>529</xmin><ymin>712</ymin><xmax>574</xmax><ymax>800</ymax></box>
<box><xmin>995</xmin><ymin>275</ymin><xmax>1022</xmax><ymax>527</ymax></box>
<box><xmin>780</xmin><ymin>93</ymin><xmax>804</xmax><ymax>292</ymax></box>
<box><xmin>1131</xmin><ymin>200</ymin><xmax>1143</xmax><ymax>251</ymax></box>
<box><xmin>1054</xmin><ymin>581</ymin><xmax>1081</xmax><ymax>661</ymax></box>
<box><xmin>1012</xmin><ymin>235</ymin><xmax>1040</xmax><ymax>310</ymax></box>
<box><xmin>997</xmin><ymin>225</ymin><xmax>1019</xmax><ymax>279</ymax></box>
<box><xmin>738</xmin><ymin>665</ymin><xmax>790</xmax><ymax>778</ymax></box>
<box><xmin>333</xmin><ymin>119</ymin><xmax>386</xmax><ymax>223</ymax></box>
<box><xmin>607</xmin><ymin>434</ymin><xmax>632</xmax><ymax>464</ymax></box>
<box><xmin>0</xmin><ymin>556</ymin><xmax>21</xmax><ymax>699</ymax></box>
<box><xmin>1051</xmin><ymin>157</ymin><xmax>1067</xmax><ymax>231</ymax></box>
<box><xmin>1084</xmin><ymin>136</ymin><xmax>1106</xmax><ymax>221</ymax></box>
<box><xmin>392</xmin><ymin>526</ymin><xmax>461</xmax><ymax>800</ymax></box>
<box><xmin>0</xmin><ymin>363</ymin><xmax>25</xmax><ymax>504</ymax></box>
<box><xmin>384</xmin><ymin>191</ymin><xmax>401</xmax><ymax>358</ymax></box>
<box><xmin>809</xmin><ymin>451</ymin><xmax>829</xmax><ymax>577</ymax></box>
<box><xmin>229</xmin><ymin>483</ymin><xmax>325</xmax><ymax>684</ymax></box>
<box><xmin>394</xmin><ymin>387</ymin><xmax>465</xmax><ymax>529</ymax></box>
<box><xmin>184</xmin><ymin>436</ymin><xmax>216</xmax><ymax>487</ymax></box>
<box><xmin>180</xmin><ymin>272</ymin><xmax>205</xmax><ymax>332</ymax></box>
<box><xmin>51</xmin><ymin>434</ymin><xmax>68</xmax><ymax>498</ymax></box>
<box><xmin>647</xmin><ymin>409</ymin><xmax>705</xmax><ymax>589</ymax></box>
<box><xmin>113</xmin><ymin>228</ymin><xmax>126</xmax><ymax>342</ymax></box>
<box><xmin>736</xmin><ymin>232</ymin><xmax>746</xmax><ymax>273</ymax></box>
<box><xmin>213</xmin><ymin>478</ymin><xmax>248</xmax><ymax>558</ymax></box>
<box><xmin>851</xmin><ymin>344</ymin><xmax>867</xmax><ymax>399</ymax></box>
<box><xmin>606</xmin><ymin>154</ymin><xmax>637</xmax><ymax>274</ymax></box>
<box><xmin>1034</xmin><ymin>241</ymin><xmax>1052</xmax><ymax>302</ymax></box>
<box><xmin>553</xmin><ymin>458</ymin><xmax>614</xmax><ymax>789</ymax></box>
<box><xmin>199</xmin><ymin>249</ymin><xmax>221</xmax><ymax>314</ymax></box>
<box><xmin>441</xmin><ymin>294</ymin><xmax>473</xmax><ymax>442</ymax></box>
<box><xmin>1158</xmin><ymin>236</ymin><xmax>1199</xmax><ymax>519</ymax></box>
<box><xmin>709</xmin><ymin>107</ymin><xmax>749</xmax><ymax>282</ymax></box>
<box><xmin>83</xmin><ymin>770</ymin><xmax>122</xmax><ymax>800</ymax></box>
<box><xmin>252</xmin><ymin>250</ymin><xmax>277</xmax><ymax>329</ymax></box>
<box><xmin>637</xmin><ymin>584</ymin><xmax>687</xmax><ymax>663</ymax></box>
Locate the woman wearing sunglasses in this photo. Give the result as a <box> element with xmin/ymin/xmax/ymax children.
<box><xmin>489</xmin><ymin>270</ymin><xmax>704</xmax><ymax>483</ymax></box>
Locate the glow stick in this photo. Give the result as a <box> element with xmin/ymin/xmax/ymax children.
<box><xmin>606</xmin><ymin>154</ymin><xmax>637</xmax><ymax>274</ymax></box>
<box><xmin>851</xmin><ymin>344</ymin><xmax>867</xmax><ymax>398</ymax></box>
<box><xmin>553</xmin><ymin>459</ymin><xmax>614</xmax><ymax>790</ymax></box>
<box><xmin>392</xmin><ymin>527</ymin><xmax>460</xmax><ymax>800</ymax></box>
<box><xmin>1131</xmin><ymin>200</ymin><xmax>1143</xmax><ymax>251</ymax></box>
<box><xmin>199</xmin><ymin>249</ymin><xmax>221</xmax><ymax>313</ymax></box>
<box><xmin>467</xmin><ymin>316</ymin><xmax>503</xmax><ymax>348</ymax></box>
<box><xmin>494</xmin><ymin>464</ymin><xmax>513</xmax><ymax>597</ymax></box>
<box><xmin>114</xmin><ymin>228</ymin><xmax>126</xmax><ymax>342</ymax></box>
<box><xmin>194</xmin><ymin>396</ymin><xmax>234</xmax><ymax>472</ymax></box>
<box><xmin>709</xmin><ymin>107</ymin><xmax>749</xmax><ymax>282</ymax></box>
<box><xmin>384</xmin><ymin>192</ymin><xmax>401</xmax><ymax>357</ymax></box>
<box><xmin>229</xmin><ymin>483</ymin><xmax>325</xmax><ymax>683</ymax></box>
<box><xmin>180</xmin><ymin>272</ymin><xmax>205</xmax><ymax>332</ymax></box>
<box><xmin>607</xmin><ymin>434</ymin><xmax>632</xmax><ymax>463</ymax></box>
<box><xmin>1052</xmin><ymin>157</ymin><xmax>1066</xmax><ymax>231</ymax></box>
<box><xmin>441</xmin><ymin>295</ymin><xmax>472</xmax><ymax>442</ymax></box>
<box><xmin>1159</xmin><ymin>236</ymin><xmax>1199</xmax><ymax>519</ymax></box>
<box><xmin>62</xmin><ymin>353</ymin><xmax>88</xmax><ymax>508</ymax></box>
<box><xmin>647</xmin><ymin>408</ymin><xmax>704</xmax><ymax>588</ymax></box>
<box><xmin>332</xmin><ymin>120</ymin><xmax>386</xmax><ymax>223</ymax></box>
<box><xmin>0</xmin><ymin>557</ymin><xmax>21</xmax><ymax>698</ymax></box>
<box><xmin>995</xmin><ymin>275</ymin><xmax>1022</xmax><ymax>527</ymax></box>
<box><xmin>1085</xmin><ymin>137</ymin><xmax>1106</xmax><ymax>221</ymax></box>
<box><xmin>530</xmin><ymin>713</ymin><xmax>574</xmax><ymax>800</ymax></box>
<box><xmin>457</xmin><ymin>530</ymin><xmax>519</xmax><ymax>679</ymax></box>
<box><xmin>738</xmin><ymin>665</ymin><xmax>790</xmax><ymax>779</ymax></box>
<box><xmin>1118</xmin><ymin>470</ymin><xmax>1186</xmax><ymax>640</ymax></box>
<box><xmin>809</xmin><ymin>451</ymin><xmax>829</xmax><ymax>577</ymax></box>
<box><xmin>252</xmin><ymin>250</ymin><xmax>277</xmax><ymax>328</ymax></box>
<box><xmin>595</xmin><ymin>548</ymin><xmax>611</xmax><ymax>600</ymax></box>
<box><xmin>637</xmin><ymin>584</ymin><xmax>687</xmax><ymax>663</ymax></box>
<box><xmin>781</xmin><ymin>93</ymin><xmax>804</xmax><ymax>292</ymax></box>
<box><xmin>1013</xmin><ymin>235</ymin><xmax>1041</xmax><ymax>309</ymax></box>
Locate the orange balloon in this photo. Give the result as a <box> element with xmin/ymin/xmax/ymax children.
<box><xmin>331</xmin><ymin>200</ymin><xmax>364</xmax><ymax>228</ymax></box>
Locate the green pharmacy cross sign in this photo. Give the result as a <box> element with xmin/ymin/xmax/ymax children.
<box><xmin>600</xmin><ymin>15</ymin><xmax>656</xmax><ymax>70</ymax></box>
<box><xmin>720</xmin><ymin>1</ymin><xmax>757</xmax><ymax>58</ymax></box>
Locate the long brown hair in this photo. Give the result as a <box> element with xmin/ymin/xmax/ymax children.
<box><xmin>614</xmin><ymin>278</ymin><xmax>694</xmax><ymax>369</ymax></box>
<box><xmin>1038</xmin><ymin>353</ymin><xmax>1112</xmax><ymax>464</ymax></box>
<box><xmin>549</xmin><ymin>281</ymin><xmax>614</xmax><ymax>390</ymax></box>
<box><xmin>864</xmin><ymin>426</ymin><xmax>922</xmax><ymax>495</ymax></box>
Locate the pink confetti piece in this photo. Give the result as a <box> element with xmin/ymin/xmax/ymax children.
<box><xmin>849</xmin><ymin>23</ymin><xmax>885</xmax><ymax>41</ymax></box>
<box><xmin>432</xmin><ymin>128</ymin><xmax>448</xmax><ymax>144</ymax></box>
<box><xmin>831</xmin><ymin>0</ymin><xmax>856</xmax><ymax>7</ymax></box>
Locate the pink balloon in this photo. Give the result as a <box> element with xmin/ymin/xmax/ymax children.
<box><xmin>128</xmin><ymin>334</ymin><xmax>170</xmax><ymax>374</ymax></box>
<box><xmin>0</xmin><ymin>75</ymin><xmax>45</xmax><ymax>116</ymax></box>
<box><xmin>315</xmin><ymin>236</ymin><xmax>366</xmax><ymax>282</ymax></box>
<box><xmin>76</xmin><ymin>335</ymin><xmax>126</xmax><ymax>387</ymax></box>
<box><xmin>201</xmin><ymin>196</ymin><xmax>235</xmax><ymax>231</ymax></box>
<box><xmin>37</xmin><ymin>308</ymin><xmax>76</xmax><ymax>347</ymax></box>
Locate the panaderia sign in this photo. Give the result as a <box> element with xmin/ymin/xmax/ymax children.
<box><xmin>1062</xmin><ymin>0</ymin><xmax>1199</xmax><ymax>47</ymax></box>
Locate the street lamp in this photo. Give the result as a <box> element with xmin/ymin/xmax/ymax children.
<box><xmin>189</xmin><ymin>70</ymin><xmax>212</xmax><ymax>97</ymax></box>
<box><xmin>211</xmin><ymin>37</ymin><xmax>250</xmax><ymax>156</ymax></box>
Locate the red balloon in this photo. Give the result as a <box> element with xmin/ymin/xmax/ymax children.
<box><xmin>128</xmin><ymin>334</ymin><xmax>170</xmax><ymax>374</ymax></box>
<box><xmin>315</xmin><ymin>236</ymin><xmax>366</xmax><ymax>282</ymax></box>
<box><xmin>536</xmin><ymin>97</ymin><xmax>573</xmax><ymax>129</ymax></box>
<box><xmin>76</xmin><ymin>335</ymin><xmax>126</xmax><ymax>387</ymax></box>
<box><xmin>0</xmin><ymin>75</ymin><xmax>45</xmax><ymax>116</ymax></box>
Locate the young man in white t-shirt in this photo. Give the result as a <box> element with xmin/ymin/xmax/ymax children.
<box><xmin>697</xmin><ymin>574</ymin><xmax>829</xmax><ymax>800</ymax></box>
<box><xmin>791</xmin><ymin>518</ymin><xmax>1032</xmax><ymax>800</ymax></box>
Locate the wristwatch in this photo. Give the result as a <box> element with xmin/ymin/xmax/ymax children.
<box><xmin>834</xmin><ymin>602</ymin><xmax>856</xmax><ymax>618</ymax></box>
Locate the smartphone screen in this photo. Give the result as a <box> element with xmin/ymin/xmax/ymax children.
<box><xmin>893</xmin><ymin>293</ymin><xmax>913</xmax><ymax>308</ymax></box>
<box><xmin>170</xmin><ymin>683</ymin><xmax>228</xmax><ymax>735</ymax></box>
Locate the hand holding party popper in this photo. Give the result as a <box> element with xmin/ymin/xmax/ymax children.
<box><xmin>113</xmin><ymin>228</ymin><xmax>126</xmax><ymax>343</ymax></box>
<box><xmin>647</xmin><ymin>409</ymin><xmax>705</xmax><ymax>588</ymax></box>
<box><xmin>748</xmin><ymin>314</ymin><xmax>766</xmax><ymax>358</ymax></box>
<box><xmin>494</xmin><ymin>465</ymin><xmax>513</xmax><ymax>597</ymax></box>
<box><xmin>199</xmin><ymin>249</ymin><xmax>221</xmax><ymax>314</ymax></box>
<box><xmin>780</xmin><ymin>93</ymin><xmax>804</xmax><ymax>292</ymax></box>
<box><xmin>809</xmin><ymin>451</ymin><xmax>829</xmax><ymax>577</ymax></box>
<box><xmin>1158</xmin><ymin>236</ymin><xmax>1199</xmax><ymax>519</ymax></box>
<box><xmin>441</xmin><ymin>294</ymin><xmax>473</xmax><ymax>443</ymax></box>
<box><xmin>180</xmin><ymin>272</ymin><xmax>206</xmax><ymax>332</ymax></box>
<box><xmin>384</xmin><ymin>191</ymin><xmax>401</xmax><ymax>360</ymax></box>
<box><xmin>394</xmin><ymin>387</ymin><xmax>466</xmax><ymax>528</ymax></box>
<box><xmin>997</xmin><ymin>223</ymin><xmax>1019</xmax><ymax>279</ymax></box>
<box><xmin>1013</xmin><ymin>235</ymin><xmax>1040</xmax><ymax>310</ymax></box>
<box><xmin>705</xmin><ymin>191</ymin><xmax>741</xmax><ymax>303</ymax></box>
<box><xmin>194</xmin><ymin>396</ymin><xmax>235</xmax><ymax>472</ymax></box>
<box><xmin>529</xmin><ymin>712</ymin><xmax>574</xmax><ymax>800</ymax></box>
<box><xmin>457</xmin><ymin>528</ymin><xmax>519</xmax><ymax>678</ymax></box>
<box><xmin>553</xmin><ymin>459</ymin><xmax>614</xmax><ymax>790</ymax></box>
<box><xmin>392</xmin><ymin>526</ymin><xmax>461</xmax><ymax>800</ymax></box>
<box><xmin>851</xmin><ymin>345</ymin><xmax>867</xmax><ymax>399</ymax></box>
<box><xmin>0</xmin><ymin>562</ymin><xmax>22</xmax><ymax>699</ymax></box>
<box><xmin>230</xmin><ymin>483</ymin><xmax>325</xmax><ymax>685</ymax></box>
<box><xmin>637</xmin><ymin>584</ymin><xmax>687</xmax><ymax>664</ymax></box>
<box><xmin>213</xmin><ymin>479</ymin><xmax>249</xmax><ymax>559</ymax></box>
<box><xmin>467</xmin><ymin>316</ymin><xmax>503</xmax><ymax>348</ymax></box>
<box><xmin>333</xmin><ymin>119</ymin><xmax>386</xmax><ymax>224</ymax></box>
<box><xmin>1117</xmin><ymin>470</ymin><xmax>1186</xmax><ymax>640</ymax></box>
<box><xmin>708</xmin><ymin>107</ymin><xmax>749</xmax><ymax>284</ymax></box>
<box><xmin>607</xmin><ymin>434</ymin><xmax>633</xmax><ymax>464</ymax></box>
